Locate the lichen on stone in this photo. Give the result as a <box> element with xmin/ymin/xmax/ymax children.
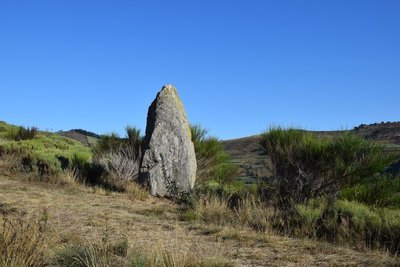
<box><xmin>161</xmin><ymin>84</ymin><xmax>192</xmax><ymax>140</ymax></box>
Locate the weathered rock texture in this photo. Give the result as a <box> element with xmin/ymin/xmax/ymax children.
<box><xmin>139</xmin><ymin>84</ymin><xmax>197</xmax><ymax>197</ymax></box>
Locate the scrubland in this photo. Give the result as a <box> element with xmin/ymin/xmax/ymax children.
<box><xmin>0</xmin><ymin>121</ymin><xmax>399</xmax><ymax>266</ymax></box>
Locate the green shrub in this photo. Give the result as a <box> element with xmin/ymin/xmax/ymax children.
<box><xmin>260</xmin><ymin>128</ymin><xmax>392</xmax><ymax>208</ymax></box>
<box><xmin>90</xmin><ymin>126</ymin><xmax>143</xmax><ymax>190</ymax></box>
<box><xmin>191</xmin><ymin>124</ymin><xmax>238</xmax><ymax>185</ymax></box>
<box><xmin>296</xmin><ymin>199</ymin><xmax>400</xmax><ymax>253</ymax></box>
<box><xmin>94</xmin><ymin>132</ymin><xmax>123</xmax><ymax>155</ymax></box>
<box><xmin>94</xmin><ymin>126</ymin><xmax>142</xmax><ymax>158</ymax></box>
<box><xmin>15</xmin><ymin>126</ymin><xmax>38</xmax><ymax>141</ymax></box>
<box><xmin>342</xmin><ymin>175</ymin><xmax>400</xmax><ymax>208</ymax></box>
<box><xmin>78</xmin><ymin>162</ymin><xmax>105</xmax><ymax>185</ymax></box>
<box><xmin>191</xmin><ymin>124</ymin><xmax>208</xmax><ymax>143</ymax></box>
<box><xmin>125</xmin><ymin>125</ymin><xmax>142</xmax><ymax>151</ymax></box>
<box><xmin>0</xmin><ymin>125</ymin><xmax>38</xmax><ymax>141</ymax></box>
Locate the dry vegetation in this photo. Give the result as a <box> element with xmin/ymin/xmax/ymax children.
<box><xmin>0</xmin><ymin>172</ymin><xmax>398</xmax><ymax>266</ymax></box>
<box><xmin>1</xmin><ymin>122</ymin><xmax>400</xmax><ymax>266</ymax></box>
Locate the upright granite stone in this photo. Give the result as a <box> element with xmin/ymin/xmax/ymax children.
<box><xmin>139</xmin><ymin>84</ymin><xmax>197</xmax><ymax>197</ymax></box>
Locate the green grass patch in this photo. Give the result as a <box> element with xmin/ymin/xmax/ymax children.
<box><xmin>0</xmin><ymin>121</ymin><xmax>92</xmax><ymax>175</ymax></box>
<box><xmin>191</xmin><ymin>124</ymin><xmax>239</xmax><ymax>186</ymax></box>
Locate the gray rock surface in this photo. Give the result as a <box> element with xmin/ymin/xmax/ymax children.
<box><xmin>139</xmin><ymin>84</ymin><xmax>197</xmax><ymax>197</ymax></box>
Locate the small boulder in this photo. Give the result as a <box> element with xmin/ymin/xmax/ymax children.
<box><xmin>139</xmin><ymin>84</ymin><xmax>197</xmax><ymax>197</ymax></box>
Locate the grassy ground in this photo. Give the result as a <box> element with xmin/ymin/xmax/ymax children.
<box><xmin>0</xmin><ymin>173</ymin><xmax>397</xmax><ymax>266</ymax></box>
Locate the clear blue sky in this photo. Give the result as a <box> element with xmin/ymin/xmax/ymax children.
<box><xmin>1</xmin><ymin>1</ymin><xmax>399</xmax><ymax>139</ymax></box>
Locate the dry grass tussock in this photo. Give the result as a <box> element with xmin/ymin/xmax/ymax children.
<box><xmin>0</xmin><ymin>213</ymin><xmax>49</xmax><ymax>267</ymax></box>
<box><xmin>52</xmin><ymin>168</ymin><xmax>81</xmax><ymax>187</ymax></box>
<box><xmin>193</xmin><ymin>193</ymin><xmax>276</xmax><ymax>232</ymax></box>
<box><xmin>193</xmin><ymin>194</ymin><xmax>234</xmax><ymax>225</ymax></box>
<box><xmin>123</xmin><ymin>180</ymin><xmax>149</xmax><ymax>201</ymax></box>
<box><xmin>235</xmin><ymin>196</ymin><xmax>276</xmax><ymax>232</ymax></box>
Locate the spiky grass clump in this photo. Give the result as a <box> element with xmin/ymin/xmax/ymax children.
<box><xmin>94</xmin><ymin>125</ymin><xmax>142</xmax><ymax>157</ymax></box>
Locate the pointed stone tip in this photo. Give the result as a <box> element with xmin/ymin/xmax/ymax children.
<box><xmin>162</xmin><ymin>84</ymin><xmax>175</xmax><ymax>91</ymax></box>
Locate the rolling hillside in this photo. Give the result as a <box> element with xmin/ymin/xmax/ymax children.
<box><xmin>222</xmin><ymin>122</ymin><xmax>400</xmax><ymax>183</ymax></box>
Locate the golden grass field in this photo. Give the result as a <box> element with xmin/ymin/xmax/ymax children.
<box><xmin>0</xmin><ymin>172</ymin><xmax>398</xmax><ymax>266</ymax></box>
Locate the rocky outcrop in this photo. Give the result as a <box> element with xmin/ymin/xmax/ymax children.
<box><xmin>139</xmin><ymin>84</ymin><xmax>197</xmax><ymax>197</ymax></box>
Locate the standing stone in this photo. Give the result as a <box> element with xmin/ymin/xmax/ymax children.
<box><xmin>139</xmin><ymin>84</ymin><xmax>197</xmax><ymax>197</ymax></box>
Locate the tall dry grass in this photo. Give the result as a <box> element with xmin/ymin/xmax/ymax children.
<box><xmin>191</xmin><ymin>193</ymin><xmax>276</xmax><ymax>233</ymax></box>
<box><xmin>124</xmin><ymin>181</ymin><xmax>149</xmax><ymax>201</ymax></box>
<box><xmin>53</xmin><ymin>228</ymin><xmax>231</xmax><ymax>267</ymax></box>
<box><xmin>0</xmin><ymin>214</ymin><xmax>49</xmax><ymax>267</ymax></box>
<box><xmin>46</xmin><ymin>168</ymin><xmax>81</xmax><ymax>187</ymax></box>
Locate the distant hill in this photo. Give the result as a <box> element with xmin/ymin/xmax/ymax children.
<box><xmin>354</xmin><ymin>122</ymin><xmax>400</xmax><ymax>145</ymax></box>
<box><xmin>222</xmin><ymin>122</ymin><xmax>400</xmax><ymax>184</ymax></box>
<box><xmin>58</xmin><ymin>129</ymin><xmax>99</xmax><ymax>147</ymax></box>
